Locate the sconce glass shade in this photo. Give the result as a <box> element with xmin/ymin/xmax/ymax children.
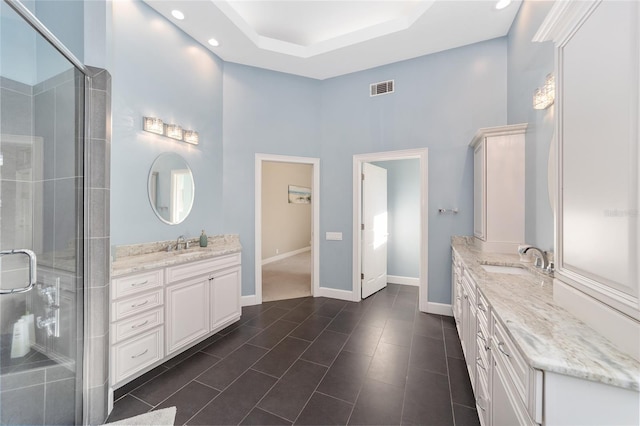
<box><xmin>544</xmin><ymin>73</ymin><xmax>555</xmax><ymax>102</ymax></box>
<box><xmin>533</xmin><ymin>73</ymin><xmax>555</xmax><ymax>110</ymax></box>
<box><xmin>183</xmin><ymin>130</ymin><xmax>199</xmax><ymax>145</ymax></box>
<box><xmin>143</xmin><ymin>117</ymin><xmax>164</xmax><ymax>135</ymax></box>
<box><xmin>164</xmin><ymin>123</ymin><xmax>183</xmax><ymax>140</ymax></box>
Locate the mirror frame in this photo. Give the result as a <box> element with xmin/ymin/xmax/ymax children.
<box><xmin>147</xmin><ymin>152</ymin><xmax>195</xmax><ymax>225</ymax></box>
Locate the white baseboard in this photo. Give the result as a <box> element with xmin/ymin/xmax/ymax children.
<box><xmin>387</xmin><ymin>275</ymin><xmax>419</xmax><ymax>286</ymax></box>
<box><xmin>262</xmin><ymin>246</ymin><xmax>311</xmax><ymax>265</ymax></box>
<box><xmin>316</xmin><ymin>287</ymin><xmax>358</xmax><ymax>302</ymax></box>
<box><xmin>241</xmin><ymin>294</ymin><xmax>260</xmax><ymax>307</ymax></box>
<box><xmin>424</xmin><ymin>302</ymin><xmax>453</xmax><ymax>317</ymax></box>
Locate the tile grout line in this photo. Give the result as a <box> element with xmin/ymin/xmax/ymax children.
<box><xmin>443</xmin><ymin>317</ymin><xmax>458</xmax><ymax>426</ymax></box>
<box><xmin>291</xmin><ymin>300</ymin><xmax>370</xmax><ymax>424</ymax></box>
<box><xmin>345</xmin><ymin>288</ymin><xmax>399</xmax><ymax>425</ymax></box>
<box><xmin>398</xmin><ymin>300</ymin><xmax>419</xmax><ymax>425</ymax></box>
<box><xmin>254</xmin><ymin>301</ymin><xmax>354</xmax><ymax>424</ymax></box>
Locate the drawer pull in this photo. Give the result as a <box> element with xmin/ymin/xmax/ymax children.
<box><xmin>463</xmin><ymin>294</ymin><xmax>468</xmax><ymax>300</ymax></box>
<box><xmin>131</xmin><ymin>320</ymin><xmax>149</xmax><ymax>329</ymax></box>
<box><xmin>476</xmin><ymin>356</ymin><xmax>486</xmax><ymax>370</ymax></box>
<box><xmin>477</xmin><ymin>303</ymin><xmax>486</xmax><ymax>312</ymax></box>
<box><xmin>131</xmin><ymin>349</ymin><xmax>148</xmax><ymax>359</ymax></box>
<box><xmin>131</xmin><ymin>300</ymin><xmax>149</xmax><ymax>308</ymax></box>
<box><xmin>130</xmin><ymin>280</ymin><xmax>149</xmax><ymax>287</ymax></box>
<box><xmin>497</xmin><ymin>341</ymin><xmax>511</xmax><ymax>358</ymax></box>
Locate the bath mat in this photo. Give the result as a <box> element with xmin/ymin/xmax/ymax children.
<box><xmin>104</xmin><ymin>406</ymin><xmax>176</xmax><ymax>426</ymax></box>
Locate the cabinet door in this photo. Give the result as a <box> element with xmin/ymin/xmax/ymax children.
<box><xmin>466</xmin><ymin>298</ymin><xmax>478</xmax><ymax>392</ymax></box>
<box><xmin>166</xmin><ymin>278</ymin><xmax>209</xmax><ymax>354</ymax></box>
<box><xmin>473</xmin><ymin>140</ymin><xmax>486</xmax><ymax>240</ymax></box>
<box><xmin>491</xmin><ymin>359</ymin><xmax>521</xmax><ymax>426</ymax></box>
<box><xmin>460</xmin><ymin>287</ymin><xmax>469</xmax><ymax>358</ymax></box>
<box><xmin>210</xmin><ymin>267</ymin><xmax>241</xmax><ymax>330</ymax></box>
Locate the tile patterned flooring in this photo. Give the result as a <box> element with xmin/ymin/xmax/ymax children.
<box><xmin>107</xmin><ymin>284</ymin><xmax>480</xmax><ymax>425</ymax></box>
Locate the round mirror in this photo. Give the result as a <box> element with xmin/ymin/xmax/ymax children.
<box><xmin>148</xmin><ymin>153</ymin><xmax>195</xmax><ymax>225</ymax></box>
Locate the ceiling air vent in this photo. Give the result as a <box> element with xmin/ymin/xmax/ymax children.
<box><xmin>370</xmin><ymin>80</ymin><xmax>394</xmax><ymax>97</ymax></box>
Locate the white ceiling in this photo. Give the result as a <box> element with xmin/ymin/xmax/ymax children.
<box><xmin>143</xmin><ymin>0</ymin><xmax>522</xmax><ymax>80</ymax></box>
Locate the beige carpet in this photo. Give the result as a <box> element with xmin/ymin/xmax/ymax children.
<box><xmin>262</xmin><ymin>250</ymin><xmax>311</xmax><ymax>302</ymax></box>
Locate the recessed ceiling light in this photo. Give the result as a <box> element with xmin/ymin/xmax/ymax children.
<box><xmin>171</xmin><ymin>10</ymin><xmax>184</xmax><ymax>20</ymax></box>
<box><xmin>495</xmin><ymin>0</ymin><xmax>512</xmax><ymax>10</ymax></box>
<box><xmin>208</xmin><ymin>38</ymin><xmax>220</xmax><ymax>47</ymax></box>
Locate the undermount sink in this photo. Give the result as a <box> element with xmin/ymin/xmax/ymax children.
<box><xmin>481</xmin><ymin>263</ymin><xmax>532</xmax><ymax>276</ymax></box>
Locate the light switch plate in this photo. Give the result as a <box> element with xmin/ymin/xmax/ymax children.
<box><xmin>326</xmin><ymin>232</ymin><xmax>343</xmax><ymax>241</ymax></box>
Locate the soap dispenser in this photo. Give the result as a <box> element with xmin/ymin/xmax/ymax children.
<box><xmin>199</xmin><ymin>230</ymin><xmax>208</xmax><ymax>247</ymax></box>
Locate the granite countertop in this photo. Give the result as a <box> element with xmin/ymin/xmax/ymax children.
<box><xmin>112</xmin><ymin>234</ymin><xmax>242</xmax><ymax>277</ymax></box>
<box><xmin>451</xmin><ymin>236</ymin><xmax>640</xmax><ymax>392</ymax></box>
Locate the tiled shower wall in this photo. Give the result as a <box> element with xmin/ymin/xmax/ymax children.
<box><xmin>0</xmin><ymin>69</ymin><xmax>85</xmax><ymax>425</ymax></box>
<box><xmin>85</xmin><ymin>66</ymin><xmax>111</xmax><ymax>425</ymax></box>
<box><xmin>0</xmin><ymin>67</ymin><xmax>112</xmax><ymax>425</ymax></box>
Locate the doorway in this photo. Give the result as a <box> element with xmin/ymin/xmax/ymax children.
<box><xmin>255</xmin><ymin>154</ymin><xmax>320</xmax><ymax>303</ymax></box>
<box><xmin>353</xmin><ymin>149</ymin><xmax>429</xmax><ymax>311</ymax></box>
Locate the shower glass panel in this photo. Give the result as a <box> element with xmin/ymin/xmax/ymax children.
<box><xmin>0</xmin><ymin>1</ymin><xmax>84</xmax><ymax>424</ymax></box>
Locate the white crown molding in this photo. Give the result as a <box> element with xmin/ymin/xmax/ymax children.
<box><xmin>533</xmin><ymin>0</ymin><xmax>601</xmax><ymax>44</ymax></box>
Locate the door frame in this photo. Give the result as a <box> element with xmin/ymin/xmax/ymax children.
<box><xmin>255</xmin><ymin>154</ymin><xmax>320</xmax><ymax>303</ymax></box>
<box><xmin>352</xmin><ymin>148</ymin><xmax>429</xmax><ymax>312</ymax></box>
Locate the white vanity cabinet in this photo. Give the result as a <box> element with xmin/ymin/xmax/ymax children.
<box><xmin>165</xmin><ymin>253</ymin><xmax>242</xmax><ymax>355</ymax></box>
<box><xmin>452</xmin><ymin>251</ymin><xmax>477</xmax><ymax>393</ymax></box>
<box><xmin>110</xmin><ymin>252</ymin><xmax>241</xmax><ymax>388</ymax></box>
<box><xmin>534</xmin><ymin>0</ymin><xmax>640</xmax><ymax>360</ymax></box>
<box><xmin>470</xmin><ymin>124</ymin><xmax>527</xmax><ymax>253</ymax></box>
<box><xmin>165</xmin><ymin>276</ymin><xmax>210</xmax><ymax>355</ymax></box>
<box><xmin>110</xmin><ymin>269</ymin><xmax>165</xmax><ymax>386</ymax></box>
<box><xmin>452</xmin><ymin>251</ymin><xmax>463</xmax><ymax>332</ymax></box>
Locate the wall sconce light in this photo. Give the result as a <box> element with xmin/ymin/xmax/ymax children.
<box><xmin>164</xmin><ymin>123</ymin><xmax>183</xmax><ymax>140</ymax></box>
<box><xmin>143</xmin><ymin>117</ymin><xmax>164</xmax><ymax>135</ymax></box>
<box><xmin>533</xmin><ymin>73</ymin><xmax>555</xmax><ymax>110</ymax></box>
<box><xmin>143</xmin><ymin>116</ymin><xmax>200</xmax><ymax>145</ymax></box>
<box><xmin>183</xmin><ymin>130</ymin><xmax>199</xmax><ymax>145</ymax></box>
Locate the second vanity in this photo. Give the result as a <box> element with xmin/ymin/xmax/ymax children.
<box><xmin>452</xmin><ymin>237</ymin><xmax>640</xmax><ymax>426</ymax></box>
<box><xmin>109</xmin><ymin>234</ymin><xmax>241</xmax><ymax>388</ymax></box>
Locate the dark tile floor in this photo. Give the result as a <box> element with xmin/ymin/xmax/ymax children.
<box><xmin>107</xmin><ymin>284</ymin><xmax>480</xmax><ymax>425</ymax></box>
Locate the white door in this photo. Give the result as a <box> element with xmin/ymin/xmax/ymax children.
<box><xmin>361</xmin><ymin>163</ymin><xmax>388</xmax><ymax>298</ymax></box>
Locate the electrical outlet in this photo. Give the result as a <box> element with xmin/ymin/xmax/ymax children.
<box><xmin>276</xmin><ymin>249</ymin><xmax>279</xmax><ymax>254</ymax></box>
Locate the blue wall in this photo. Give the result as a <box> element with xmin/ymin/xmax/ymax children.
<box><xmin>222</xmin><ymin>63</ymin><xmax>321</xmax><ymax>296</ymax></box>
<box><xmin>507</xmin><ymin>0</ymin><xmax>555</xmax><ymax>251</ymax></box>
<box><xmin>110</xmin><ymin>0</ymin><xmax>224</xmax><ymax>247</ymax></box>
<box><xmin>319</xmin><ymin>38</ymin><xmax>507</xmax><ymax>303</ymax></box>
<box><xmin>104</xmin><ymin>1</ymin><xmax>557</xmax><ymax>307</ymax></box>
<box><xmin>373</xmin><ymin>159</ymin><xmax>420</xmax><ymax>279</ymax></box>
<box><xmin>222</xmin><ymin>39</ymin><xmax>506</xmax><ymax>302</ymax></box>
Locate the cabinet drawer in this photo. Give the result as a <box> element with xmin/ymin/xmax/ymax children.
<box><xmin>462</xmin><ymin>271</ymin><xmax>477</xmax><ymax>305</ymax></box>
<box><xmin>166</xmin><ymin>253</ymin><xmax>241</xmax><ymax>283</ymax></box>
<box><xmin>111</xmin><ymin>326</ymin><xmax>164</xmax><ymax>385</ymax></box>
<box><xmin>112</xmin><ymin>307</ymin><xmax>164</xmax><ymax>343</ymax></box>
<box><xmin>111</xmin><ymin>289</ymin><xmax>163</xmax><ymax>321</ymax></box>
<box><xmin>492</xmin><ymin>312</ymin><xmax>529</xmax><ymax>407</ymax></box>
<box><xmin>477</xmin><ymin>290</ymin><xmax>490</xmax><ymax>329</ymax></box>
<box><xmin>112</xmin><ymin>269</ymin><xmax>163</xmax><ymax>300</ymax></box>
<box><xmin>476</xmin><ymin>368</ymin><xmax>490</xmax><ymax>426</ymax></box>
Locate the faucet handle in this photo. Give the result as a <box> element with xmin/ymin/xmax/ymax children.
<box><xmin>545</xmin><ymin>261</ymin><xmax>555</xmax><ymax>274</ymax></box>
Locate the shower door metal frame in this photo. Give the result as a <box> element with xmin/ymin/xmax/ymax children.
<box><xmin>2</xmin><ymin>0</ymin><xmax>92</xmax><ymax>424</ymax></box>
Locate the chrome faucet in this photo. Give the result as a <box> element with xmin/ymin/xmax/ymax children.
<box><xmin>176</xmin><ymin>235</ymin><xmax>186</xmax><ymax>250</ymax></box>
<box><xmin>519</xmin><ymin>246</ymin><xmax>552</xmax><ymax>272</ymax></box>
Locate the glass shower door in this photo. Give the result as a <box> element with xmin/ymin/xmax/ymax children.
<box><xmin>0</xmin><ymin>1</ymin><xmax>84</xmax><ymax>424</ymax></box>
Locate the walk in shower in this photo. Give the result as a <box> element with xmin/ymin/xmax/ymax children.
<box><xmin>0</xmin><ymin>0</ymin><xmax>85</xmax><ymax>423</ymax></box>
